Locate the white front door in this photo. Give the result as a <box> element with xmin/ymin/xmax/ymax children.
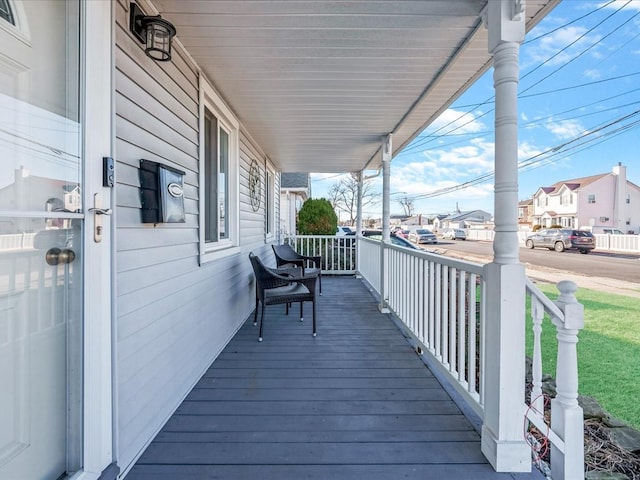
<box><xmin>0</xmin><ymin>1</ymin><xmax>113</xmax><ymax>478</ymax></box>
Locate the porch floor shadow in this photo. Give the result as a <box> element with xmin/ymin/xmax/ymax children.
<box><xmin>126</xmin><ymin>276</ymin><xmax>543</xmax><ymax>480</ymax></box>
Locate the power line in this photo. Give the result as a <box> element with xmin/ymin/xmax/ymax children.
<box><xmin>401</xmin><ymin>2</ymin><xmax>638</xmax><ymax>155</ymax></box>
<box><xmin>408</xmin><ymin>109</ymin><xmax>640</xmax><ymax>201</ymax></box>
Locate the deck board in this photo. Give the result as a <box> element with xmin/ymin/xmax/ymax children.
<box><xmin>126</xmin><ymin>276</ymin><xmax>543</xmax><ymax>480</ymax></box>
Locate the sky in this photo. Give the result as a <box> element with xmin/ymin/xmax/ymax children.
<box><xmin>310</xmin><ymin>0</ymin><xmax>640</xmax><ymax>220</ymax></box>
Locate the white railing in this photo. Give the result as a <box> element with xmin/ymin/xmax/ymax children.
<box><xmin>381</xmin><ymin>242</ymin><xmax>486</xmax><ymax>414</ymax></box>
<box><xmin>284</xmin><ymin>235</ymin><xmax>356</xmax><ymax>274</ymax></box>
<box><xmin>0</xmin><ymin>232</ymin><xmax>36</xmax><ymax>252</ymax></box>
<box><xmin>285</xmin><ymin>235</ymin><xmax>585</xmax><ymax>479</ymax></box>
<box><xmin>526</xmin><ymin>278</ymin><xmax>585</xmax><ymax>480</ymax></box>
<box><xmin>357</xmin><ymin>237</ymin><xmax>381</xmax><ymax>292</ymax></box>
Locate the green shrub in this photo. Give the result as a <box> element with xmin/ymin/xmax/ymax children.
<box><xmin>297</xmin><ymin>198</ymin><xmax>337</xmax><ymax>235</ymax></box>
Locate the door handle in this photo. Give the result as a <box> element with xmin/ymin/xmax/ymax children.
<box><xmin>90</xmin><ymin>193</ymin><xmax>111</xmax><ymax>243</ymax></box>
<box><xmin>87</xmin><ymin>207</ymin><xmax>112</xmax><ymax>215</ymax></box>
<box><xmin>46</xmin><ymin>248</ymin><xmax>76</xmax><ymax>266</ymax></box>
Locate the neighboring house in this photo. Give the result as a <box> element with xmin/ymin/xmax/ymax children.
<box><xmin>279</xmin><ymin>172</ymin><xmax>310</xmax><ymax>236</ymax></box>
<box><xmin>434</xmin><ymin>209</ymin><xmax>493</xmax><ymax>230</ymax></box>
<box><xmin>531</xmin><ymin>164</ymin><xmax>640</xmax><ymax>233</ymax></box>
<box><xmin>0</xmin><ymin>2</ymin><xmax>571</xmax><ymax>480</ymax></box>
<box><xmin>518</xmin><ymin>199</ymin><xmax>534</xmax><ymax>230</ymax></box>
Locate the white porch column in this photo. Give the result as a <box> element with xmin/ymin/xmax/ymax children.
<box><xmin>481</xmin><ymin>0</ymin><xmax>530</xmax><ymax>472</ymax></box>
<box><xmin>379</xmin><ymin>134</ymin><xmax>392</xmax><ymax>313</ymax></box>
<box><xmin>355</xmin><ymin>171</ymin><xmax>363</xmax><ymax>277</ymax></box>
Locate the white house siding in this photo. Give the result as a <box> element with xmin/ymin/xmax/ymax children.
<box><xmin>577</xmin><ymin>176</ymin><xmax>616</xmax><ymax>228</ymax></box>
<box><xmin>114</xmin><ymin>1</ymin><xmax>276</xmax><ymax>473</ymax></box>
<box><xmin>577</xmin><ymin>174</ymin><xmax>640</xmax><ymax>232</ymax></box>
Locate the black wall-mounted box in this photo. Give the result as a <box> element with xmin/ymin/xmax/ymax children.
<box><xmin>139</xmin><ymin>159</ymin><xmax>186</xmax><ymax>223</ymax></box>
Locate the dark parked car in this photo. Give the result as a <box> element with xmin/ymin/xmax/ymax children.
<box><xmin>525</xmin><ymin>228</ymin><xmax>595</xmax><ymax>254</ymax></box>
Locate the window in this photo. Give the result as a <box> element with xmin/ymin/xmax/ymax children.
<box><xmin>545</xmin><ymin>197</ymin><xmax>548</xmax><ymax>206</ymax></box>
<box><xmin>204</xmin><ymin>109</ymin><xmax>230</xmax><ymax>242</ymax></box>
<box><xmin>0</xmin><ymin>0</ymin><xmax>14</xmax><ymax>24</ymax></box>
<box><xmin>199</xmin><ymin>77</ymin><xmax>240</xmax><ymax>262</ymax></box>
<box><xmin>588</xmin><ymin>194</ymin><xmax>596</xmax><ymax>204</ymax></box>
<box><xmin>627</xmin><ymin>194</ymin><xmax>630</xmax><ymax>204</ymax></box>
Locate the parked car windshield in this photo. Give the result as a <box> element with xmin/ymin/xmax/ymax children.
<box><xmin>415</xmin><ymin>229</ymin><xmax>433</xmax><ymax>234</ymax></box>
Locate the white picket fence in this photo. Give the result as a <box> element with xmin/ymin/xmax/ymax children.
<box><xmin>465</xmin><ymin>229</ymin><xmax>640</xmax><ymax>253</ymax></box>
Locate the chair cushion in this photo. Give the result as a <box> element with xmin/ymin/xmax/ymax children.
<box><xmin>264</xmin><ymin>283</ymin><xmax>312</xmax><ymax>305</ymax></box>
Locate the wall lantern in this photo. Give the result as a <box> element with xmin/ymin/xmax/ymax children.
<box><xmin>129</xmin><ymin>2</ymin><xmax>176</xmax><ymax>62</ymax></box>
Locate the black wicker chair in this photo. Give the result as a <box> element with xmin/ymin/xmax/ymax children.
<box><xmin>249</xmin><ymin>252</ymin><xmax>318</xmax><ymax>342</ymax></box>
<box><xmin>272</xmin><ymin>243</ymin><xmax>322</xmax><ymax>295</ymax></box>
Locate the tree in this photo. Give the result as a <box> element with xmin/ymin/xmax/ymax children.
<box><xmin>328</xmin><ymin>173</ymin><xmax>377</xmax><ymax>225</ymax></box>
<box><xmin>397</xmin><ymin>196</ymin><xmax>415</xmax><ymax>217</ymax></box>
<box><xmin>297</xmin><ymin>198</ymin><xmax>337</xmax><ymax>235</ymax></box>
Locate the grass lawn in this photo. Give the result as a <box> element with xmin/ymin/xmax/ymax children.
<box><xmin>526</xmin><ymin>283</ymin><xmax>640</xmax><ymax>431</ymax></box>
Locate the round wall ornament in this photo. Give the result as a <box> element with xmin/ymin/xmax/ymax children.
<box><xmin>249</xmin><ymin>159</ymin><xmax>261</xmax><ymax>212</ymax></box>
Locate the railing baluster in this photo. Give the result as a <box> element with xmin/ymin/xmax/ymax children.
<box><xmin>458</xmin><ymin>270</ymin><xmax>467</xmax><ymax>384</ymax></box>
<box><xmin>428</xmin><ymin>260</ymin><xmax>435</xmax><ymax>352</ymax></box>
<box><xmin>434</xmin><ymin>263</ymin><xmax>442</xmax><ymax>360</ymax></box>
<box><xmin>441</xmin><ymin>266</ymin><xmax>449</xmax><ymax>367</ymax></box>
<box><xmin>442</xmin><ymin>267</ymin><xmax>456</xmax><ymax>369</ymax></box>
<box><xmin>551</xmin><ymin>281</ymin><xmax>585</xmax><ymax>480</ymax></box>
<box><xmin>530</xmin><ymin>295</ymin><xmax>545</xmax><ymax>414</ymax></box>
<box><xmin>468</xmin><ymin>273</ymin><xmax>477</xmax><ymax>395</ymax></box>
<box><xmin>449</xmin><ymin>267</ymin><xmax>457</xmax><ymax>374</ymax></box>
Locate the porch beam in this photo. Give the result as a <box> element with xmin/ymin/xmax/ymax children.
<box><xmin>480</xmin><ymin>0</ymin><xmax>530</xmax><ymax>473</ymax></box>
<box><xmin>379</xmin><ymin>134</ymin><xmax>392</xmax><ymax>313</ymax></box>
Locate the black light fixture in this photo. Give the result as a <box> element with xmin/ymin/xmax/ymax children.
<box><xmin>129</xmin><ymin>2</ymin><xmax>176</xmax><ymax>62</ymax></box>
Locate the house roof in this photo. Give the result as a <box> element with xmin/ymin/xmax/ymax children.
<box><xmin>153</xmin><ymin>0</ymin><xmax>559</xmax><ymax>173</ymax></box>
<box><xmin>519</xmin><ymin>199</ymin><xmax>533</xmax><ymax>206</ymax></box>
<box><xmin>281</xmin><ymin>173</ymin><xmax>310</xmax><ymax>189</ymax></box>
<box><xmin>535</xmin><ymin>173</ymin><xmax>607</xmax><ymax>196</ymax></box>
<box><xmin>443</xmin><ymin>209</ymin><xmax>492</xmax><ymax>221</ymax></box>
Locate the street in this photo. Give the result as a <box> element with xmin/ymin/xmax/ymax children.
<box><xmin>421</xmin><ymin>238</ymin><xmax>640</xmax><ymax>284</ymax></box>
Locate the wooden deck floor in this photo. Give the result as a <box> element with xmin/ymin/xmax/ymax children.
<box><xmin>126</xmin><ymin>276</ymin><xmax>543</xmax><ymax>480</ymax></box>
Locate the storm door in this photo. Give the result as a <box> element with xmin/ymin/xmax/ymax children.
<box><xmin>0</xmin><ymin>1</ymin><xmax>85</xmax><ymax>478</ymax></box>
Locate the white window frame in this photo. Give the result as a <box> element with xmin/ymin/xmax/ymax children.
<box><xmin>0</xmin><ymin>0</ymin><xmax>30</xmax><ymax>44</ymax></box>
<box><xmin>198</xmin><ymin>75</ymin><xmax>240</xmax><ymax>264</ymax></box>
<box><xmin>588</xmin><ymin>194</ymin><xmax>596</xmax><ymax>204</ymax></box>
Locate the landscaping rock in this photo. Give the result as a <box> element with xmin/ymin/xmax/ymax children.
<box><xmin>580</xmin><ymin>395</ymin><xmax>610</xmax><ymax>420</ymax></box>
<box><xmin>585</xmin><ymin>471</ymin><xmax>630</xmax><ymax>480</ymax></box>
<box><xmin>603</xmin><ymin>415</ymin><xmax>630</xmax><ymax>428</ymax></box>
<box><xmin>609</xmin><ymin>426</ymin><xmax>640</xmax><ymax>454</ymax></box>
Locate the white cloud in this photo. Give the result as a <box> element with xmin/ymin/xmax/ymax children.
<box><xmin>527</xmin><ymin>26</ymin><xmax>602</xmax><ymax>67</ymax></box>
<box><xmin>583</xmin><ymin>68</ymin><xmax>602</xmax><ymax>80</ymax></box>
<box><xmin>545</xmin><ymin>118</ymin><xmax>585</xmax><ymax>139</ymax></box>
<box><xmin>600</xmin><ymin>0</ymin><xmax>640</xmax><ymax>12</ymax></box>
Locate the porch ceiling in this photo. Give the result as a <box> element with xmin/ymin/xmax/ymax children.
<box><xmin>152</xmin><ymin>0</ymin><xmax>559</xmax><ymax>173</ymax></box>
